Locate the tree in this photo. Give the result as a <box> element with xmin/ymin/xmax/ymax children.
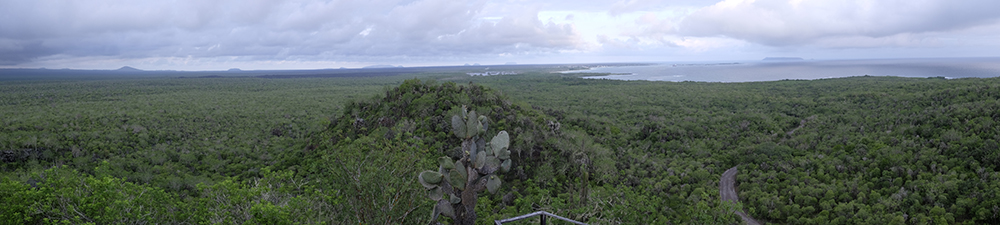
<box><xmin>417</xmin><ymin>105</ymin><xmax>512</xmax><ymax>225</ymax></box>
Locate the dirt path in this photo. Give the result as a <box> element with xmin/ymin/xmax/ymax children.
<box><xmin>720</xmin><ymin>166</ymin><xmax>761</xmax><ymax>225</ymax></box>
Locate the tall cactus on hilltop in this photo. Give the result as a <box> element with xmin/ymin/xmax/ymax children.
<box><xmin>418</xmin><ymin>105</ymin><xmax>512</xmax><ymax>225</ymax></box>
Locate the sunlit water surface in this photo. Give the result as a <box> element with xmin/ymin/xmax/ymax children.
<box><xmin>565</xmin><ymin>58</ymin><xmax>1000</xmax><ymax>82</ymax></box>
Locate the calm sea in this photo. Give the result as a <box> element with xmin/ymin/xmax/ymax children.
<box><xmin>566</xmin><ymin>58</ymin><xmax>1000</xmax><ymax>82</ymax></box>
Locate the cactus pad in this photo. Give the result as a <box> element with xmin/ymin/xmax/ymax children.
<box><xmin>481</xmin><ymin>156</ymin><xmax>501</xmax><ymax>174</ymax></box>
<box><xmin>500</xmin><ymin>159</ymin><xmax>512</xmax><ymax>173</ymax></box>
<box><xmin>475</xmin><ymin>151</ymin><xmax>487</xmax><ymax>170</ymax></box>
<box><xmin>455</xmin><ymin>161</ymin><xmax>467</xmax><ymax>181</ymax></box>
<box><xmin>486</xmin><ymin>175</ymin><xmax>502</xmax><ymax>194</ymax></box>
<box><xmin>437</xmin><ymin>199</ymin><xmax>455</xmax><ymax>218</ymax></box>
<box><xmin>479</xmin><ymin>115</ymin><xmax>489</xmax><ymax>132</ymax></box>
<box><xmin>439</xmin><ymin>156</ymin><xmax>455</xmax><ymax>170</ymax></box>
<box><xmin>419</xmin><ymin>170</ymin><xmax>444</xmax><ymax>186</ymax></box>
<box><xmin>465</xmin><ymin>111</ymin><xmax>480</xmax><ymax>138</ymax></box>
<box><xmin>496</xmin><ymin>147</ymin><xmax>510</xmax><ymax>160</ymax></box>
<box><xmin>491</xmin><ymin>131</ymin><xmax>510</xmax><ymax>154</ymax></box>
<box><xmin>450</xmin><ymin>193</ymin><xmax>462</xmax><ymax>204</ymax></box>
<box><xmin>451</xmin><ymin>115</ymin><xmax>466</xmax><ymax>139</ymax></box>
<box><xmin>428</xmin><ymin>186</ymin><xmax>444</xmax><ymax>201</ymax></box>
<box><xmin>476</xmin><ymin>137</ymin><xmax>486</xmax><ymax>155</ymax></box>
<box><xmin>449</xmin><ymin>169</ymin><xmax>465</xmax><ymax>190</ymax></box>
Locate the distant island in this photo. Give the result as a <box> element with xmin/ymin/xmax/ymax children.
<box><xmin>362</xmin><ymin>65</ymin><xmax>403</xmax><ymax>69</ymax></box>
<box><xmin>116</xmin><ymin>66</ymin><xmax>142</xmax><ymax>71</ymax></box>
<box><xmin>762</xmin><ymin>57</ymin><xmax>804</xmax><ymax>61</ymax></box>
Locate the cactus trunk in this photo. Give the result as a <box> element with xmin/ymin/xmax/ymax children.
<box><xmin>457</xmin><ymin>178</ymin><xmax>485</xmax><ymax>225</ymax></box>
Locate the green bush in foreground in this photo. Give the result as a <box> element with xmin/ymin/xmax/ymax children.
<box><xmin>0</xmin><ymin>163</ymin><xmax>336</xmax><ymax>224</ymax></box>
<box><xmin>0</xmin><ymin>164</ymin><xmax>186</xmax><ymax>224</ymax></box>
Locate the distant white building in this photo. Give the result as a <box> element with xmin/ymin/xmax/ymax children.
<box><xmin>467</xmin><ymin>71</ymin><xmax>518</xmax><ymax>76</ymax></box>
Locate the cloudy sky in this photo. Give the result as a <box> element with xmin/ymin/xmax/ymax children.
<box><xmin>3</xmin><ymin>0</ymin><xmax>1000</xmax><ymax>70</ymax></box>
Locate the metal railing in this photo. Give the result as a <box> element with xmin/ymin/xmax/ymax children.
<box><xmin>494</xmin><ymin>211</ymin><xmax>587</xmax><ymax>225</ymax></box>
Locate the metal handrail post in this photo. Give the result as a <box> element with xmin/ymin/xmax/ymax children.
<box><xmin>494</xmin><ymin>211</ymin><xmax>587</xmax><ymax>225</ymax></box>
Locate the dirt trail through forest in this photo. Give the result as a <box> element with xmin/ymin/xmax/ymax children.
<box><xmin>721</xmin><ymin>166</ymin><xmax>762</xmax><ymax>225</ymax></box>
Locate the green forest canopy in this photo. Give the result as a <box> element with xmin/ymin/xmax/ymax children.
<box><xmin>1</xmin><ymin>70</ymin><xmax>998</xmax><ymax>224</ymax></box>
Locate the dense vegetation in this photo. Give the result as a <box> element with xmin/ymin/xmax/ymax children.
<box><xmin>480</xmin><ymin>74</ymin><xmax>1000</xmax><ymax>224</ymax></box>
<box><xmin>1</xmin><ymin>68</ymin><xmax>999</xmax><ymax>224</ymax></box>
<box><xmin>0</xmin><ymin>76</ymin><xmax>396</xmax><ymax>224</ymax></box>
<box><xmin>300</xmin><ymin>78</ymin><xmax>740</xmax><ymax>224</ymax></box>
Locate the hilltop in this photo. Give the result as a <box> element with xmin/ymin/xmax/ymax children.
<box><xmin>116</xmin><ymin>66</ymin><xmax>142</xmax><ymax>71</ymax></box>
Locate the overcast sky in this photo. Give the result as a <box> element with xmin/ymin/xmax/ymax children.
<box><xmin>3</xmin><ymin>0</ymin><xmax>1000</xmax><ymax>70</ymax></box>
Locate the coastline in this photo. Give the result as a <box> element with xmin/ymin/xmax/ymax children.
<box><xmin>564</xmin><ymin>58</ymin><xmax>1000</xmax><ymax>82</ymax></box>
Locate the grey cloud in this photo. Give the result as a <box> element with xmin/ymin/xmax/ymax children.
<box><xmin>0</xmin><ymin>0</ymin><xmax>582</xmax><ymax>66</ymax></box>
<box><xmin>675</xmin><ymin>0</ymin><xmax>1000</xmax><ymax>47</ymax></box>
<box><xmin>596</xmin><ymin>35</ymin><xmax>641</xmax><ymax>50</ymax></box>
<box><xmin>351</xmin><ymin>5</ymin><xmax>580</xmax><ymax>57</ymax></box>
<box><xmin>481</xmin><ymin>0</ymin><xmax>715</xmax><ymax>13</ymax></box>
<box><xmin>0</xmin><ymin>41</ymin><xmax>58</xmax><ymax>65</ymax></box>
<box><xmin>630</xmin><ymin>13</ymin><xmax>679</xmax><ymax>39</ymax></box>
<box><xmin>461</xmin><ymin>10</ymin><xmax>580</xmax><ymax>49</ymax></box>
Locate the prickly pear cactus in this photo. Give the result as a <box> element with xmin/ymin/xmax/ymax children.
<box><xmin>419</xmin><ymin>105</ymin><xmax>512</xmax><ymax>225</ymax></box>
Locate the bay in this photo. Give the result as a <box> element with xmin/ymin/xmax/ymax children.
<box><xmin>566</xmin><ymin>57</ymin><xmax>1000</xmax><ymax>82</ymax></box>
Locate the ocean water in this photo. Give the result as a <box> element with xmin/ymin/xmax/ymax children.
<box><xmin>566</xmin><ymin>58</ymin><xmax>1000</xmax><ymax>82</ymax></box>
